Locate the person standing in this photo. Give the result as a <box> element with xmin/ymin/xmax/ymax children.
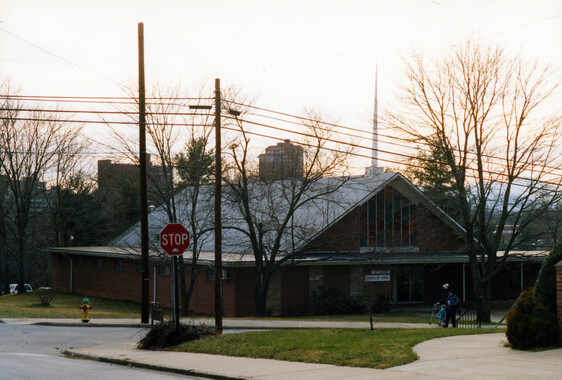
<box><xmin>444</xmin><ymin>289</ymin><xmax>460</xmax><ymax>328</ymax></box>
<box><xmin>440</xmin><ymin>283</ymin><xmax>449</xmax><ymax>305</ymax></box>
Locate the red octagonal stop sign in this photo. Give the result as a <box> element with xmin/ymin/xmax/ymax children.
<box><xmin>160</xmin><ymin>223</ymin><xmax>190</xmax><ymax>256</ymax></box>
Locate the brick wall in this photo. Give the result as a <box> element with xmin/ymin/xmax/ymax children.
<box><xmin>556</xmin><ymin>261</ymin><xmax>562</xmax><ymax>344</ymax></box>
<box><xmin>417</xmin><ymin>205</ymin><xmax>465</xmax><ymax>251</ymax></box>
<box><xmin>234</xmin><ymin>267</ymin><xmax>255</xmax><ymax>317</ymax></box>
<box><xmin>305</xmin><ymin>198</ymin><xmax>465</xmax><ymax>254</ymax></box>
<box><xmin>306</xmin><ymin>207</ymin><xmax>362</xmax><ymax>252</ymax></box>
<box><xmin>349</xmin><ymin>266</ymin><xmax>363</xmax><ymax>297</ymax></box>
<box><xmin>281</xmin><ymin>266</ymin><xmax>309</xmax><ymax>316</ymax></box>
<box><xmin>309</xmin><ymin>266</ymin><xmax>323</xmax><ymax>311</ymax></box>
<box><xmin>50</xmin><ymin>253</ymin><xmax>253</xmax><ymax>317</ymax></box>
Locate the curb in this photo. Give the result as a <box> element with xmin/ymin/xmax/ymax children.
<box><xmin>34</xmin><ymin>322</ymin><xmax>150</xmax><ymax>328</ymax></box>
<box><xmin>27</xmin><ymin>321</ymin><xmax>375</xmax><ymax>330</ymax></box>
<box><xmin>62</xmin><ymin>349</ymin><xmax>245</xmax><ymax>380</ymax></box>
<box><xmin>30</xmin><ymin>321</ymin><xmax>308</xmax><ymax>329</ymax></box>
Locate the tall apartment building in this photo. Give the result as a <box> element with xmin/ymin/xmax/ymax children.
<box><xmin>258</xmin><ymin>139</ymin><xmax>304</xmax><ymax>180</ymax></box>
<box><xmin>97</xmin><ymin>155</ymin><xmax>168</xmax><ymax>203</ymax></box>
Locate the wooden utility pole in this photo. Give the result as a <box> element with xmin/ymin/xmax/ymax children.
<box><xmin>138</xmin><ymin>22</ymin><xmax>150</xmax><ymax>324</ymax></box>
<box><xmin>214</xmin><ymin>78</ymin><xmax>223</xmax><ymax>332</ymax></box>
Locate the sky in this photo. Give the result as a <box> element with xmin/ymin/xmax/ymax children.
<box><xmin>1</xmin><ymin>0</ymin><xmax>561</xmax><ymax>172</ymax></box>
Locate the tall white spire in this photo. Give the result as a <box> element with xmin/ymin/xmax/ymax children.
<box><xmin>366</xmin><ymin>65</ymin><xmax>383</xmax><ymax>177</ymax></box>
<box><xmin>372</xmin><ymin>64</ymin><xmax>379</xmax><ymax>169</ymax></box>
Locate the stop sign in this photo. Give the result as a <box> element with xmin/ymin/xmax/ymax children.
<box><xmin>160</xmin><ymin>223</ymin><xmax>190</xmax><ymax>256</ymax></box>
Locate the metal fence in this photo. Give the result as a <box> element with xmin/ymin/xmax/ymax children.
<box><xmin>456</xmin><ymin>308</ymin><xmax>481</xmax><ymax>328</ymax></box>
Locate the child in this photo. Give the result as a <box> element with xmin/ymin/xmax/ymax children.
<box><xmin>436</xmin><ymin>304</ymin><xmax>446</xmax><ymax>327</ymax></box>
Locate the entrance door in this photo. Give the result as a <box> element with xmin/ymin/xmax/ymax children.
<box><xmin>396</xmin><ymin>266</ymin><xmax>424</xmax><ymax>303</ymax></box>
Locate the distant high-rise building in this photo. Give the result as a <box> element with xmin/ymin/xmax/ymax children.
<box><xmin>97</xmin><ymin>154</ymin><xmax>168</xmax><ymax>203</ymax></box>
<box><xmin>258</xmin><ymin>139</ymin><xmax>304</xmax><ymax>180</ymax></box>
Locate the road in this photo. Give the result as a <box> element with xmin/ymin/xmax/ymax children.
<box><xmin>0</xmin><ymin>324</ymin><xmax>206</xmax><ymax>379</ymax></box>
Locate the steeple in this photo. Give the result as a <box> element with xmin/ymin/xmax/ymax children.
<box><xmin>366</xmin><ymin>66</ymin><xmax>383</xmax><ymax>177</ymax></box>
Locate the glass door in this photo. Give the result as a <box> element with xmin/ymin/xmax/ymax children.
<box><xmin>396</xmin><ymin>266</ymin><xmax>424</xmax><ymax>303</ymax></box>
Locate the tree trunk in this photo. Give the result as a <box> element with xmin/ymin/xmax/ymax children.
<box><xmin>475</xmin><ymin>280</ymin><xmax>492</xmax><ymax>322</ymax></box>
<box><xmin>17</xmin><ymin>236</ymin><xmax>26</xmax><ymax>294</ymax></box>
<box><xmin>177</xmin><ymin>257</ymin><xmax>190</xmax><ymax>316</ymax></box>
<box><xmin>183</xmin><ymin>264</ymin><xmax>197</xmax><ymax>316</ymax></box>
<box><xmin>254</xmin><ymin>268</ymin><xmax>271</xmax><ymax>317</ymax></box>
<box><xmin>0</xmin><ymin>220</ymin><xmax>9</xmax><ymax>295</ymax></box>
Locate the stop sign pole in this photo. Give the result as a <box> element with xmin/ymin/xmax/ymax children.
<box><xmin>160</xmin><ymin>223</ymin><xmax>190</xmax><ymax>331</ymax></box>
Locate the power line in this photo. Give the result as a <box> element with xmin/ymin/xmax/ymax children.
<box><xmin>5</xmin><ymin>95</ymin><xmax>557</xmax><ymax>176</ymax></box>
<box><xmin>228</xmin><ymin>100</ymin><xmax>562</xmax><ymax>175</ymax></box>
<box><xmin>0</xmin><ymin>116</ymin><xmax>210</xmax><ymax>127</ymax></box>
<box><xmin>219</xmin><ymin>121</ymin><xmax>562</xmax><ymax>188</ymax></box>
<box><xmin>0</xmin><ymin>108</ymin><xmax>213</xmax><ymax>117</ymax></box>
<box><xmin>2</xmin><ymin>98</ymin><xmax>561</xmax><ymax>184</ymax></box>
<box><xmin>0</xmin><ymin>26</ymin><xmax>130</xmax><ymax>91</ymax></box>
<box><xmin>2</xmin><ymin>107</ymin><xmax>560</xmax><ymax>182</ymax></box>
<box><xmin>0</xmin><ymin>95</ymin><xmax>212</xmax><ymax>108</ymax></box>
<box><xmin>0</xmin><ymin>94</ymin><xmax>212</xmax><ymax>100</ymax></box>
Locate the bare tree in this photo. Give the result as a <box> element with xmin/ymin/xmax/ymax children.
<box><xmin>0</xmin><ymin>172</ymin><xmax>10</xmax><ymax>294</ymax></box>
<box><xmin>223</xmin><ymin>108</ymin><xmax>354</xmax><ymax>316</ymax></box>
<box><xmin>103</xmin><ymin>82</ymin><xmax>215</xmax><ymax>314</ymax></box>
<box><xmin>175</xmin><ymin>135</ymin><xmax>215</xmax><ymax>313</ymax></box>
<box><xmin>0</xmin><ymin>82</ymin><xmax>83</xmax><ymax>293</ymax></box>
<box><xmin>543</xmin><ymin>201</ymin><xmax>562</xmax><ymax>247</ymax></box>
<box><xmin>43</xmin><ymin>124</ymin><xmax>89</xmax><ymax>247</ymax></box>
<box><xmin>387</xmin><ymin>40</ymin><xmax>562</xmax><ymax>320</ymax></box>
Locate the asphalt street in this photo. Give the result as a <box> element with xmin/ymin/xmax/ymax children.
<box><xmin>0</xmin><ymin>324</ymin><xmax>204</xmax><ymax>380</ymax></box>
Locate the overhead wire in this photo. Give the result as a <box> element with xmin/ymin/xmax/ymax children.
<box><xmin>2</xmin><ymin>96</ymin><xmax>561</xmax><ymax>186</ymax></box>
<box><xmin>5</xmin><ymin>95</ymin><xmax>557</xmax><ymax>176</ymax></box>
<box><xmin>220</xmin><ymin>114</ymin><xmax>562</xmax><ymax>187</ymax></box>
<box><xmin>229</xmin><ymin>100</ymin><xmax>562</xmax><ymax>175</ymax></box>
<box><xmin>0</xmin><ymin>26</ymin><xmax>131</xmax><ymax>92</ymax></box>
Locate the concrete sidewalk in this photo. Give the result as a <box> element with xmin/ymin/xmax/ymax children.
<box><xmin>3</xmin><ymin>318</ymin><xmax>559</xmax><ymax>379</ymax></box>
<box><xmin>64</xmin><ymin>333</ymin><xmax>562</xmax><ymax>380</ymax></box>
<box><xmin>0</xmin><ymin>317</ymin><xmax>441</xmax><ymax>329</ymax></box>
<box><xmin>394</xmin><ymin>333</ymin><xmax>562</xmax><ymax>380</ymax></box>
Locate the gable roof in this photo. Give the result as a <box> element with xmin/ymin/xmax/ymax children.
<box><xmin>109</xmin><ymin>171</ymin><xmax>466</xmax><ymax>257</ymax></box>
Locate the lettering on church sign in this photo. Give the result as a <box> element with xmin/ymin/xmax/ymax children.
<box><xmin>365</xmin><ymin>269</ymin><xmax>391</xmax><ymax>282</ymax></box>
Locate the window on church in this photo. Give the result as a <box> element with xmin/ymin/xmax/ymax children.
<box><xmin>361</xmin><ymin>186</ymin><xmax>418</xmax><ymax>248</ymax></box>
<box><xmin>94</xmin><ymin>257</ymin><xmax>102</xmax><ymax>269</ymax></box>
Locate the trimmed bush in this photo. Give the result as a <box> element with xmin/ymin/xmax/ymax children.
<box><xmin>312</xmin><ymin>286</ymin><xmax>351</xmax><ymax>315</ymax></box>
<box><xmin>534</xmin><ymin>244</ymin><xmax>562</xmax><ymax>314</ymax></box>
<box><xmin>36</xmin><ymin>287</ymin><xmax>55</xmax><ymax>306</ymax></box>
<box><xmin>311</xmin><ymin>286</ymin><xmax>392</xmax><ymax>315</ymax></box>
<box><xmin>137</xmin><ymin>320</ymin><xmax>217</xmax><ymax>350</ymax></box>
<box><xmin>373</xmin><ymin>293</ymin><xmax>393</xmax><ymax>313</ymax></box>
<box><xmin>505</xmin><ymin>289</ymin><xmax>558</xmax><ymax>350</ymax></box>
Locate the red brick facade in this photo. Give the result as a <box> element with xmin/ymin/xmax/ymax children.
<box><xmin>51</xmin><ymin>255</ymin><xmax>242</xmax><ymax>316</ymax></box>
<box><xmin>306</xmin><ymin>190</ymin><xmax>465</xmax><ymax>254</ymax></box>
<box><xmin>556</xmin><ymin>261</ymin><xmax>562</xmax><ymax>344</ymax></box>
<box><xmin>49</xmin><ymin>179</ymin><xmax>545</xmax><ymax>317</ymax></box>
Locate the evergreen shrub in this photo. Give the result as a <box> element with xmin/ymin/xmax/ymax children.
<box><xmin>312</xmin><ymin>286</ymin><xmax>351</xmax><ymax>315</ymax></box>
<box><xmin>312</xmin><ymin>286</ymin><xmax>392</xmax><ymax>315</ymax></box>
<box><xmin>505</xmin><ymin>289</ymin><xmax>558</xmax><ymax>350</ymax></box>
<box><xmin>373</xmin><ymin>293</ymin><xmax>393</xmax><ymax>313</ymax></box>
<box><xmin>534</xmin><ymin>244</ymin><xmax>562</xmax><ymax>314</ymax></box>
<box><xmin>137</xmin><ymin>320</ymin><xmax>217</xmax><ymax>350</ymax></box>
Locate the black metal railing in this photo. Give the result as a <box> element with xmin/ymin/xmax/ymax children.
<box><xmin>456</xmin><ymin>308</ymin><xmax>481</xmax><ymax>328</ymax></box>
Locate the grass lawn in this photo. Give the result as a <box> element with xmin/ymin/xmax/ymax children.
<box><xmin>0</xmin><ymin>292</ymin><xmax>142</xmax><ymax>318</ymax></box>
<box><xmin>259</xmin><ymin>312</ymin><xmax>431</xmax><ymax>323</ymax></box>
<box><xmin>177</xmin><ymin>328</ymin><xmax>500</xmax><ymax>369</ymax></box>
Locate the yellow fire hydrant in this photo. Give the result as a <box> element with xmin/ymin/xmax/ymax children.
<box><xmin>80</xmin><ymin>297</ymin><xmax>92</xmax><ymax>323</ymax></box>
